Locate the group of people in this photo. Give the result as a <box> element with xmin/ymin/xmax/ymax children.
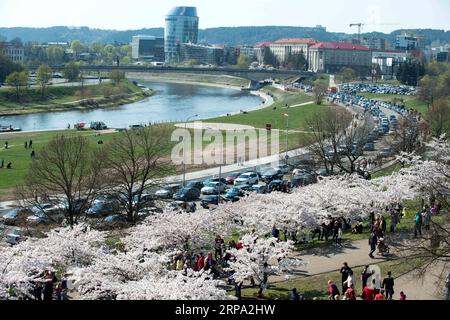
<box><xmin>311</xmin><ymin>216</ymin><xmax>350</xmax><ymax>247</ymax></box>
<box><xmin>414</xmin><ymin>203</ymin><xmax>441</xmax><ymax>238</ymax></box>
<box><xmin>1</xmin><ymin>140</ymin><xmax>35</xmax><ymax>170</ymax></box>
<box><xmin>327</xmin><ymin>262</ymin><xmax>403</xmax><ymax>300</ymax></box>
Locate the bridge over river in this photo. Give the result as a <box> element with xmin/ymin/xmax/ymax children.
<box><xmin>38</xmin><ymin>65</ymin><xmax>315</xmax><ymax>82</ymax></box>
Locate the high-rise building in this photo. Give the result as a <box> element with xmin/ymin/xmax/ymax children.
<box><xmin>131</xmin><ymin>35</ymin><xmax>165</xmax><ymax>61</ymax></box>
<box><xmin>165</xmin><ymin>6</ymin><xmax>199</xmax><ymax>63</ymax></box>
<box><xmin>395</xmin><ymin>34</ymin><xmax>419</xmax><ymax>51</ymax></box>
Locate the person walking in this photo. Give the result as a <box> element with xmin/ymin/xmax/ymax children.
<box><xmin>195</xmin><ymin>253</ymin><xmax>205</xmax><ymax>272</ymax></box>
<box><xmin>400</xmin><ymin>291</ymin><xmax>407</xmax><ymax>300</ymax></box>
<box><xmin>361</xmin><ymin>265</ymin><xmax>374</xmax><ymax>291</ymax></box>
<box><xmin>4</xmin><ymin>141</ymin><xmax>9</xmax><ymax>149</ymax></box>
<box><xmin>336</xmin><ymin>227</ymin><xmax>343</xmax><ymax>247</ymax></box>
<box><xmin>29</xmin><ymin>140</ymin><xmax>33</xmax><ymax>148</ymax></box>
<box><xmin>340</xmin><ymin>262</ymin><xmax>352</xmax><ymax>294</ymax></box>
<box><xmin>343</xmin><ymin>270</ymin><xmax>355</xmax><ymax>291</ymax></box>
<box><xmin>369</xmin><ymin>232</ymin><xmax>378</xmax><ymax>259</ymax></box>
<box><xmin>24</xmin><ymin>141</ymin><xmax>28</xmax><ymax>149</ymax></box>
<box><xmin>272</xmin><ymin>225</ymin><xmax>280</xmax><ymax>240</ymax></box>
<box><xmin>423</xmin><ymin>206</ymin><xmax>432</xmax><ymax>231</ymax></box>
<box><xmin>328</xmin><ymin>280</ymin><xmax>340</xmax><ymax>300</ymax></box>
<box><xmin>382</xmin><ymin>271</ymin><xmax>395</xmax><ymax>300</ymax></box>
<box><xmin>414</xmin><ymin>210</ymin><xmax>423</xmax><ymax>238</ymax></box>
<box><xmin>375</xmin><ymin>290</ymin><xmax>385</xmax><ymax>300</ymax></box>
<box><xmin>362</xmin><ymin>284</ymin><xmax>375</xmax><ymax>300</ymax></box>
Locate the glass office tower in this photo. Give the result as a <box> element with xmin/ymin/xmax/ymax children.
<box><xmin>165</xmin><ymin>6</ymin><xmax>199</xmax><ymax>63</ymax></box>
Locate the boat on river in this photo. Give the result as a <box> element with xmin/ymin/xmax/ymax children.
<box><xmin>0</xmin><ymin>125</ymin><xmax>22</xmax><ymax>133</ymax></box>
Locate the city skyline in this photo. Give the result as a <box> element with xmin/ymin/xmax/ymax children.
<box><xmin>0</xmin><ymin>0</ymin><xmax>449</xmax><ymax>34</ymax></box>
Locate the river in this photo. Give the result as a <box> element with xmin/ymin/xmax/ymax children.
<box><xmin>0</xmin><ymin>81</ymin><xmax>263</xmax><ymax>132</ymax></box>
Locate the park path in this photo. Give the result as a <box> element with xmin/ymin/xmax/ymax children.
<box><xmin>269</xmin><ymin>238</ymin><xmax>444</xmax><ymax>300</ymax></box>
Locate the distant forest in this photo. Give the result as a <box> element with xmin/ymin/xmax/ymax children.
<box><xmin>1</xmin><ymin>26</ymin><xmax>449</xmax><ymax>46</ymax></box>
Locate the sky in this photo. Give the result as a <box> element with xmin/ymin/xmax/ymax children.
<box><xmin>0</xmin><ymin>0</ymin><xmax>449</xmax><ymax>33</ymax></box>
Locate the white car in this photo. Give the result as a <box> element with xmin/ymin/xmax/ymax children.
<box><xmin>201</xmin><ymin>182</ymin><xmax>227</xmax><ymax>195</ymax></box>
<box><xmin>234</xmin><ymin>172</ymin><xmax>259</xmax><ymax>186</ymax></box>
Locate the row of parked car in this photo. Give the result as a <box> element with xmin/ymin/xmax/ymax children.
<box><xmin>341</xmin><ymin>83</ymin><xmax>417</xmax><ymax>96</ymax></box>
<box><xmin>152</xmin><ymin>163</ymin><xmax>324</xmax><ymax>210</ymax></box>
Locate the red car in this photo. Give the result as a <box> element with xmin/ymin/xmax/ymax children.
<box><xmin>225</xmin><ymin>172</ymin><xmax>241</xmax><ymax>185</ymax></box>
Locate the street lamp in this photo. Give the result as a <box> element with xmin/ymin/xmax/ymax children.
<box><xmin>183</xmin><ymin>114</ymin><xmax>199</xmax><ymax>187</ymax></box>
<box><xmin>282</xmin><ymin>112</ymin><xmax>289</xmax><ymax>165</ymax></box>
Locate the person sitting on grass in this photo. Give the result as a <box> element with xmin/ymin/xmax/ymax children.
<box><xmin>7</xmin><ymin>162</ymin><xmax>12</xmax><ymax>169</ymax></box>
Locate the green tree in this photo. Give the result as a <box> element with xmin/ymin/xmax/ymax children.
<box><xmin>6</xmin><ymin>70</ymin><xmax>28</xmax><ymax>101</ymax></box>
<box><xmin>237</xmin><ymin>55</ymin><xmax>251</xmax><ymax>69</ymax></box>
<box><xmin>0</xmin><ymin>53</ymin><xmax>23</xmax><ymax>83</ymax></box>
<box><xmin>336</xmin><ymin>67</ymin><xmax>357</xmax><ymax>84</ymax></box>
<box><xmin>262</xmin><ymin>47</ymin><xmax>279</xmax><ymax>68</ymax></box>
<box><xmin>284</xmin><ymin>52</ymin><xmax>308</xmax><ymax>70</ymax></box>
<box><xmin>426</xmin><ymin>98</ymin><xmax>450</xmax><ymax>137</ymax></box>
<box><xmin>36</xmin><ymin>64</ymin><xmax>52</xmax><ymax>98</ymax></box>
<box><xmin>46</xmin><ymin>46</ymin><xmax>65</xmax><ymax>65</ymax></box>
<box><xmin>71</xmin><ymin>40</ymin><xmax>85</xmax><ymax>55</ymax></box>
<box><xmin>63</xmin><ymin>61</ymin><xmax>80</xmax><ymax>82</ymax></box>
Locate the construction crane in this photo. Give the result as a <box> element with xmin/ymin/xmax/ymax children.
<box><xmin>350</xmin><ymin>23</ymin><xmax>364</xmax><ymax>43</ymax></box>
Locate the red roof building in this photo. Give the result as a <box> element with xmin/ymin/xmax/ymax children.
<box><xmin>308</xmin><ymin>42</ymin><xmax>373</xmax><ymax>74</ymax></box>
<box><xmin>268</xmin><ymin>38</ymin><xmax>319</xmax><ymax>65</ymax></box>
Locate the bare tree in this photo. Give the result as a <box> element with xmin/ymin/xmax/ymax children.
<box><xmin>305</xmin><ymin>107</ymin><xmax>369</xmax><ymax>175</ymax></box>
<box><xmin>313</xmin><ymin>81</ymin><xmax>328</xmax><ymax>105</ymax></box>
<box><xmin>103</xmin><ymin>126</ymin><xmax>175</xmax><ymax>223</ymax></box>
<box><xmin>16</xmin><ymin>135</ymin><xmax>106</xmax><ymax>227</ymax></box>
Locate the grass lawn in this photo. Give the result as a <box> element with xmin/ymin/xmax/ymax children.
<box><xmin>208</xmin><ymin>87</ymin><xmax>327</xmax><ymax>131</ymax></box>
<box><xmin>372</xmin><ymin>162</ymin><xmax>403</xmax><ymax>179</ymax></box>
<box><xmin>0</xmin><ymin>130</ymin><xmax>119</xmax><ymax>197</ymax></box>
<box><xmin>241</xmin><ymin>258</ymin><xmax>420</xmax><ymax>300</ymax></box>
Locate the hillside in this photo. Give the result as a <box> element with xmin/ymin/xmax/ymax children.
<box><xmin>1</xmin><ymin>26</ymin><xmax>449</xmax><ymax>46</ymax></box>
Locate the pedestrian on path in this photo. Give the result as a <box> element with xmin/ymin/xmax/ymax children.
<box><xmin>382</xmin><ymin>271</ymin><xmax>395</xmax><ymax>300</ymax></box>
<box><xmin>4</xmin><ymin>141</ymin><xmax>8</xmax><ymax>149</ymax></box>
<box><xmin>361</xmin><ymin>265</ymin><xmax>374</xmax><ymax>291</ymax></box>
<box><xmin>414</xmin><ymin>210</ymin><xmax>423</xmax><ymax>238</ymax></box>
<box><xmin>328</xmin><ymin>280</ymin><xmax>340</xmax><ymax>300</ymax></box>
<box><xmin>369</xmin><ymin>232</ymin><xmax>378</xmax><ymax>258</ymax></box>
<box><xmin>29</xmin><ymin>140</ymin><xmax>33</xmax><ymax>148</ymax></box>
<box><xmin>24</xmin><ymin>141</ymin><xmax>28</xmax><ymax>149</ymax></box>
<box><xmin>400</xmin><ymin>291</ymin><xmax>407</xmax><ymax>300</ymax></box>
<box><xmin>375</xmin><ymin>290</ymin><xmax>385</xmax><ymax>300</ymax></box>
<box><xmin>340</xmin><ymin>262</ymin><xmax>352</xmax><ymax>293</ymax></box>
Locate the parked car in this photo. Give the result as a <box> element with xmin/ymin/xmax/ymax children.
<box><xmin>103</xmin><ymin>215</ymin><xmax>127</xmax><ymax>223</ymax></box>
<box><xmin>234</xmin><ymin>172</ymin><xmax>259</xmax><ymax>186</ymax></box>
<box><xmin>379</xmin><ymin>148</ymin><xmax>393</xmax><ymax>158</ymax></box>
<box><xmin>267</xmin><ymin>180</ymin><xmax>288</xmax><ymax>192</ymax></box>
<box><xmin>133</xmin><ymin>194</ymin><xmax>156</xmax><ymax>208</ymax></box>
<box><xmin>87</xmin><ymin>200</ymin><xmax>118</xmax><ymax>218</ymax></box>
<box><xmin>291</xmin><ymin>173</ymin><xmax>317</xmax><ymax>187</ymax></box>
<box><xmin>0</xmin><ymin>208</ymin><xmax>22</xmax><ymax>225</ymax></box>
<box><xmin>186</xmin><ymin>181</ymin><xmax>204</xmax><ymax>190</ymax></box>
<box><xmin>225</xmin><ymin>172</ymin><xmax>241</xmax><ymax>185</ymax></box>
<box><xmin>26</xmin><ymin>212</ymin><xmax>51</xmax><ymax>224</ymax></box>
<box><xmin>3</xmin><ymin>228</ymin><xmax>26</xmax><ymax>246</ymax></box>
<box><xmin>224</xmin><ymin>187</ymin><xmax>245</xmax><ymax>202</ymax></box>
<box><xmin>200</xmin><ymin>195</ymin><xmax>223</xmax><ymax>209</ymax></box>
<box><xmin>155</xmin><ymin>184</ymin><xmax>182</xmax><ymax>199</ymax></box>
<box><xmin>234</xmin><ymin>184</ymin><xmax>254</xmax><ymax>193</ymax></box>
<box><xmin>201</xmin><ymin>182</ymin><xmax>227</xmax><ymax>195</ymax></box>
<box><xmin>165</xmin><ymin>201</ymin><xmax>186</xmax><ymax>212</ymax></box>
<box><xmin>252</xmin><ymin>185</ymin><xmax>268</xmax><ymax>194</ymax></box>
<box><xmin>261</xmin><ymin>169</ymin><xmax>283</xmax><ymax>182</ymax></box>
<box><xmin>363</xmin><ymin>143</ymin><xmax>375</xmax><ymax>152</ymax></box>
<box><xmin>90</xmin><ymin>121</ymin><xmax>108</xmax><ymax>130</ymax></box>
<box><xmin>274</xmin><ymin>164</ymin><xmax>292</xmax><ymax>174</ymax></box>
<box><xmin>204</xmin><ymin>177</ymin><xmax>228</xmax><ymax>185</ymax></box>
<box><xmin>173</xmin><ymin>187</ymin><xmax>201</xmax><ymax>202</ymax></box>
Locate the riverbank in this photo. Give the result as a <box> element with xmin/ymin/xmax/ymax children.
<box><xmin>0</xmin><ymin>80</ymin><xmax>151</xmax><ymax>117</ymax></box>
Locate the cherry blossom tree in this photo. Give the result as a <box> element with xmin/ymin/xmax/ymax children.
<box><xmin>226</xmin><ymin>234</ymin><xmax>303</xmax><ymax>298</ymax></box>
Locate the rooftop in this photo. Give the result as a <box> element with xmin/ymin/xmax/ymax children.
<box><xmin>273</xmin><ymin>38</ymin><xmax>318</xmax><ymax>45</ymax></box>
<box><xmin>310</xmin><ymin>42</ymin><xmax>370</xmax><ymax>51</ymax></box>
<box><xmin>167</xmin><ymin>6</ymin><xmax>198</xmax><ymax>17</ymax></box>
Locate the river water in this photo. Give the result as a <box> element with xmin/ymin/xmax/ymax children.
<box><xmin>0</xmin><ymin>81</ymin><xmax>263</xmax><ymax>132</ymax></box>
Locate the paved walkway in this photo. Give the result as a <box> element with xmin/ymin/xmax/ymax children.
<box><xmin>269</xmin><ymin>237</ymin><xmax>444</xmax><ymax>300</ymax></box>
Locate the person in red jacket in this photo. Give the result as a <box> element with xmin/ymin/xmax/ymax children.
<box><xmin>195</xmin><ymin>253</ymin><xmax>205</xmax><ymax>271</ymax></box>
<box><xmin>362</xmin><ymin>285</ymin><xmax>376</xmax><ymax>300</ymax></box>
<box><xmin>328</xmin><ymin>280</ymin><xmax>340</xmax><ymax>300</ymax></box>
